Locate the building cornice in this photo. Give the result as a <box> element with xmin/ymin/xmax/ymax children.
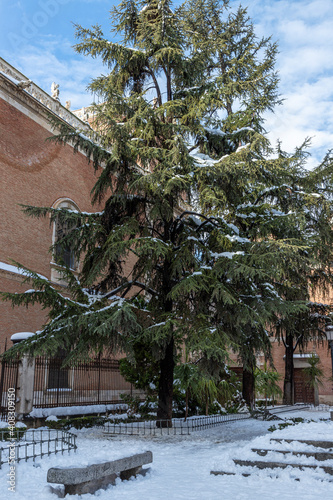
<box><xmin>0</xmin><ymin>57</ymin><xmax>91</xmax><ymax>135</ymax></box>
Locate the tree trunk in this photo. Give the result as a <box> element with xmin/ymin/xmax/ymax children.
<box><xmin>156</xmin><ymin>225</ymin><xmax>175</xmax><ymax>427</ymax></box>
<box><xmin>283</xmin><ymin>333</ymin><xmax>294</xmax><ymax>405</ymax></box>
<box><xmin>242</xmin><ymin>367</ymin><xmax>255</xmax><ymax>410</ymax></box>
<box><xmin>156</xmin><ymin>337</ymin><xmax>174</xmax><ymax>427</ymax></box>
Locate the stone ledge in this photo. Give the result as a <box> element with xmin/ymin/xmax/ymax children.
<box><xmin>271</xmin><ymin>438</ymin><xmax>333</xmax><ymax>449</ymax></box>
<box><xmin>233</xmin><ymin>459</ymin><xmax>333</xmax><ymax>475</ymax></box>
<box><xmin>252</xmin><ymin>448</ymin><xmax>333</xmax><ymax>461</ymax></box>
<box><xmin>47</xmin><ymin>451</ymin><xmax>152</xmax><ymax>485</ymax></box>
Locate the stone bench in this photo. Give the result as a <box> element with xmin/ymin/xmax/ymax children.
<box><xmin>47</xmin><ymin>451</ymin><xmax>153</xmax><ymax>495</ymax></box>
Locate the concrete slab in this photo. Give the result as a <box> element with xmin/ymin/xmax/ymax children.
<box><xmin>47</xmin><ymin>451</ymin><xmax>153</xmax><ymax>495</ymax></box>
<box><xmin>233</xmin><ymin>459</ymin><xmax>333</xmax><ymax>475</ymax></box>
<box><xmin>271</xmin><ymin>438</ymin><xmax>333</xmax><ymax>449</ymax></box>
<box><xmin>252</xmin><ymin>448</ymin><xmax>333</xmax><ymax>461</ymax></box>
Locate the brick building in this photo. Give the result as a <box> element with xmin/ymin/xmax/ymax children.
<box><xmin>270</xmin><ymin>339</ymin><xmax>333</xmax><ymax>405</ymax></box>
<box><xmin>0</xmin><ymin>58</ymin><xmax>140</xmax><ymax>415</ymax></box>
<box><xmin>229</xmin><ymin>317</ymin><xmax>333</xmax><ymax>405</ymax></box>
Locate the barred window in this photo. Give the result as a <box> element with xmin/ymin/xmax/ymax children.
<box><xmin>54</xmin><ymin>216</ymin><xmax>76</xmax><ymax>269</ymax></box>
<box><xmin>47</xmin><ymin>349</ymin><xmax>70</xmax><ymax>390</ymax></box>
<box><xmin>51</xmin><ymin>199</ymin><xmax>80</xmax><ymax>284</ymax></box>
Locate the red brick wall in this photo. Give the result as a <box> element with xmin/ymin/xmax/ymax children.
<box><xmin>0</xmin><ymin>95</ymin><xmax>102</xmax><ymax>346</ymax></box>
<box><xmin>228</xmin><ymin>338</ymin><xmax>333</xmax><ymax>403</ymax></box>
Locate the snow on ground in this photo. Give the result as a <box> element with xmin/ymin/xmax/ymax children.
<box><xmin>270</xmin><ymin>408</ymin><xmax>331</xmax><ymax>422</ymax></box>
<box><xmin>1</xmin><ymin>413</ymin><xmax>333</xmax><ymax>500</ymax></box>
<box><xmin>28</xmin><ymin>404</ymin><xmax>128</xmax><ymax>419</ymax></box>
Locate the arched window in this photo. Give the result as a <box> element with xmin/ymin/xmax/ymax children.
<box><xmin>51</xmin><ymin>198</ymin><xmax>80</xmax><ymax>284</ymax></box>
<box><xmin>54</xmin><ymin>215</ymin><xmax>76</xmax><ymax>269</ymax></box>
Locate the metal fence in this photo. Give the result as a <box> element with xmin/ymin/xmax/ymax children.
<box><xmin>0</xmin><ymin>351</ymin><xmax>138</xmax><ymax>419</ymax></box>
<box><xmin>0</xmin><ymin>429</ymin><xmax>77</xmax><ymax>468</ymax></box>
<box><xmin>0</xmin><ymin>358</ymin><xmax>19</xmax><ymax>420</ymax></box>
<box><xmin>103</xmin><ymin>412</ymin><xmax>251</xmax><ymax>436</ymax></box>
<box><xmin>32</xmin><ymin>356</ymin><xmax>134</xmax><ymax>408</ymax></box>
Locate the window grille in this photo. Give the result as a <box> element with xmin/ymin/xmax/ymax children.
<box><xmin>54</xmin><ymin>216</ymin><xmax>75</xmax><ymax>270</ymax></box>
<box><xmin>47</xmin><ymin>350</ymin><xmax>70</xmax><ymax>390</ymax></box>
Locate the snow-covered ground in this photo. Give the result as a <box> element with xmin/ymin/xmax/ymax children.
<box><xmin>1</xmin><ymin>410</ymin><xmax>333</xmax><ymax>500</ymax></box>
<box><xmin>28</xmin><ymin>404</ymin><xmax>128</xmax><ymax>419</ymax></box>
<box><xmin>268</xmin><ymin>408</ymin><xmax>331</xmax><ymax>422</ymax></box>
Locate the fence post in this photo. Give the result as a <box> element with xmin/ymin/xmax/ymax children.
<box><xmin>16</xmin><ymin>355</ymin><xmax>35</xmax><ymax>419</ymax></box>
<box><xmin>97</xmin><ymin>355</ymin><xmax>101</xmax><ymax>405</ymax></box>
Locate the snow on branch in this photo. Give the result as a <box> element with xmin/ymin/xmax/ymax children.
<box><xmin>189</xmin><ymin>148</ymin><xmax>229</xmax><ymax>167</ymax></box>
<box><xmin>210</xmin><ymin>251</ymin><xmax>245</xmax><ymax>259</ymax></box>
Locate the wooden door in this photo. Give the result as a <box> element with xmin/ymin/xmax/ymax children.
<box><xmin>294</xmin><ymin>368</ymin><xmax>314</xmax><ymax>404</ymax></box>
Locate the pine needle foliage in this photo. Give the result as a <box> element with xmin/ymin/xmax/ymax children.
<box><xmin>2</xmin><ymin>0</ymin><xmax>331</xmax><ymax>420</ymax></box>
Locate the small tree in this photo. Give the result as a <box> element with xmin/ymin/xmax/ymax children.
<box><xmin>195</xmin><ymin>375</ymin><xmax>219</xmax><ymax>416</ymax></box>
<box><xmin>255</xmin><ymin>362</ymin><xmax>282</xmax><ymax>407</ymax></box>
<box><xmin>303</xmin><ymin>353</ymin><xmax>325</xmax><ymax>405</ymax></box>
<box><xmin>119</xmin><ymin>338</ymin><xmax>160</xmax><ymax>394</ymax></box>
<box><xmin>174</xmin><ymin>361</ymin><xmax>200</xmax><ymax>420</ymax></box>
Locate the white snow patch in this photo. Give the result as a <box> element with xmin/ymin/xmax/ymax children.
<box><xmin>211</xmin><ymin>251</ymin><xmax>245</xmax><ymax>259</ymax></box>
<box><xmin>45</xmin><ymin>415</ymin><xmax>58</xmax><ymax>422</ymax></box>
<box><xmin>1</xmin><ymin>417</ymin><xmax>333</xmax><ymax>499</ymax></box>
<box><xmin>225</xmin><ymin>235</ymin><xmax>250</xmax><ymax>244</ymax></box>
<box><xmin>28</xmin><ymin>404</ymin><xmax>128</xmax><ymax>418</ymax></box>
<box><xmin>0</xmin><ymin>261</ymin><xmax>47</xmax><ymax>280</ymax></box>
<box><xmin>0</xmin><ymin>421</ymin><xmax>26</xmax><ymax>429</ymax></box>
<box><xmin>10</xmin><ymin>332</ymin><xmax>35</xmax><ymax>342</ymax></box>
<box><xmin>235</xmin><ymin>143</ymin><xmax>250</xmax><ymax>152</ymax></box>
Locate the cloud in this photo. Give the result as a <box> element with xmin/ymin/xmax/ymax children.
<box><xmin>2</xmin><ymin>34</ymin><xmax>106</xmax><ymax>108</ymax></box>
<box><xmin>2</xmin><ymin>0</ymin><xmax>332</xmax><ymax>168</ymax></box>
<box><xmin>243</xmin><ymin>0</ymin><xmax>333</xmax><ymax>166</ymax></box>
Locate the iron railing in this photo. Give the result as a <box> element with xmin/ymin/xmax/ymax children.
<box><xmin>32</xmin><ymin>356</ymin><xmax>134</xmax><ymax>409</ymax></box>
<box><xmin>103</xmin><ymin>412</ymin><xmax>250</xmax><ymax>436</ymax></box>
<box><xmin>0</xmin><ymin>429</ymin><xmax>77</xmax><ymax>468</ymax></box>
<box><xmin>0</xmin><ymin>349</ymin><xmax>138</xmax><ymax>418</ymax></box>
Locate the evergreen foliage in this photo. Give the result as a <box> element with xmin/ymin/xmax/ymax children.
<box><xmin>2</xmin><ymin>0</ymin><xmax>333</xmax><ymax>420</ymax></box>
<box><xmin>119</xmin><ymin>339</ymin><xmax>160</xmax><ymax>393</ymax></box>
<box><xmin>271</xmin><ymin>148</ymin><xmax>333</xmax><ymax>405</ymax></box>
<box><xmin>255</xmin><ymin>362</ymin><xmax>282</xmax><ymax>407</ymax></box>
